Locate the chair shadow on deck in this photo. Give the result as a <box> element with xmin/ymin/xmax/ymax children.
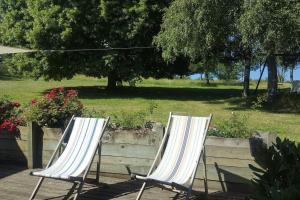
<box><xmin>80</xmin><ymin>178</ymin><xmax>245</xmax><ymax>200</ymax></box>
<box><xmin>47</xmin><ymin>176</ymin><xmax>247</xmax><ymax>200</ymax></box>
<box><xmin>79</xmin><ymin>178</ymin><xmax>154</xmax><ymax>200</ymax></box>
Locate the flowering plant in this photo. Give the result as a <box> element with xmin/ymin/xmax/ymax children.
<box><xmin>26</xmin><ymin>87</ymin><xmax>83</xmax><ymax>127</ymax></box>
<box><xmin>0</xmin><ymin>98</ymin><xmax>24</xmax><ymax>134</ymax></box>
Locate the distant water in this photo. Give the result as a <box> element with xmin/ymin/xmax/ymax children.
<box><xmin>190</xmin><ymin>65</ymin><xmax>300</xmax><ymax>81</ymax></box>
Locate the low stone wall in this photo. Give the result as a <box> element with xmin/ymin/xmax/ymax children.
<box><xmin>1</xmin><ymin>123</ymin><xmax>275</xmax><ymax>192</ymax></box>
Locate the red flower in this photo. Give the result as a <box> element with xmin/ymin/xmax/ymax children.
<box><xmin>0</xmin><ymin>119</ymin><xmax>16</xmax><ymax>133</ymax></box>
<box><xmin>67</xmin><ymin>90</ymin><xmax>77</xmax><ymax>97</ymax></box>
<box><xmin>59</xmin><ymin>87</ymin><xmax>64</xmax><ymax>93</ymax></box>
<box><xmin>12</xmin><ymin>102</ymin><xmax>20</xmax><ymax>108</ymax></box>
<box><xmin>31</xmin><ymin>99</ymin><xmax>37</xmax><ymax>105</ymax></box>
<box><xmin>45</xmin><ymin>89</ymin><xmax>57</xmax><ymax>99</ymax></box>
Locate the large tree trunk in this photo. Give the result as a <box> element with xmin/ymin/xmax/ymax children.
<box><xmin>107</xmin><ymin>70</ymin><xmax>117</xmax><ymax>90</ymax></box>
<box><xmin>205</xmin><ymin>72</ymin><xmax>210</xmax><ymax>84</ymax></box>
<box><xmin>243</xmin><ymin>60</ymin><xmax>251</xmax><ymax>97</ymax></box>
<box><xmin>267</xmin><ymin>55</ymin><xmax>278</xmax><ymax>103</ymax></box>
<box><xmin>290</xmin><ymin>67</ymin><xmax>294</xmax><ymax>82</ymax></box>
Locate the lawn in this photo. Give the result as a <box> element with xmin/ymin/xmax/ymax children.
<box><xmin>1</xmin><ymin>75</ymin><xmax>299</xmax><ymax>141</ymax></box>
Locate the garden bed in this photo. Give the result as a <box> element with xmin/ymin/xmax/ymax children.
<box><xmin>1</xmin><ymin>123</ymin><xmax>275</xmax><ymax>193</ymax></box>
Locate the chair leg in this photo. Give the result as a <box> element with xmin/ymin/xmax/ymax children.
<box><xmin>96</xmin><ymin>143</ymin><xmax>101</xmax><ymax>183</ymax></box>
<box><xmin>29</xmin><ymin>177</ymin><xmax>45</xmax><ymax>200</ymax></box>
<box><xmin>73</xmin><ymin>181</ymin><xmax>84</xmax><ymax>200</ymax></box>
<box><xmin>203</xmin><ymin>147</ymin><xmax>208</xmax><ymax>199</ymax></box>
<box><xmin>136</xmin><ymin>182</ymin><xmax>147</xmax><ymax>200</ymax></box>
<box><xmin>185</xmin><ymin>188</ymin><xmax>192</xmax><ymax>200</ymax></box>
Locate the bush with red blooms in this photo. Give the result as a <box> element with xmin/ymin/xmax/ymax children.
<box><xmin>26</xmin><ymin>87</ymin><xmax>83</xmax><ymax>127</ymax></box>
<box><xmin>0</xmin><ymin>98</ymin><xmax>24</xmax><ymax>134</ymax></box>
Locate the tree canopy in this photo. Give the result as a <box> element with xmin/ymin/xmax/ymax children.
<box><xmin>154</xmin><ymin>0</ymin><xmax>241</xmax><ymax>62</ymax></box>
<box><xmin>0</xmin><ymin>0</ymin><xmax>191</xmax><ymax>88</ymax></box>
<box><xmin>239</xmin><ymin>0</ymin><xmax>299</xmax><ymax>101</ymax></box>
<box><xmin>155</xmin><ymin>0</ymin><xmax>299</xmax><ymax>100</ymax></box>
<box><xmin>0</xmin><ymin>0</ymin><xmax>299</xmax><ymax>96</ymax></box>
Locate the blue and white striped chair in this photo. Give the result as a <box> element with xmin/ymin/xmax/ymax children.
<box><xmin>134</xmin><ymin>113</ymin><xmax>212</xmax><ymax>200</ymax></box>
<box><xmin>29</xmin><ymin>116</ymin><xmax>109</xmax><ymax>200</ymax></box>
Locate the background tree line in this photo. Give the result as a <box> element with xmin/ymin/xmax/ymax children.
<box><xmin>0</xmin><ymin>0</ymin><xmax>299</xmax><ymax>102</ymax></box>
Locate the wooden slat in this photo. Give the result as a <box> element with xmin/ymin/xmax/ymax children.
<box><xmin>42</xmin><ymin>139</ymin><xmax>60</xmax><ymax>150</ymax></box>
<box><xmin>205</xmin><ymin>145</ymin><xmax>254</xmax><ymax>160</ymax></box>
<box><xmin>0</xmin><ymin>150</ymin><xmax>27</xmax><ymax>164</ymax></box>
<box><xmin>101</xmin><ymin>143</ymin><xmax>157</xmax><ymax>159</ymax></box>
<box><xmin>205</xmin><ymin>137</ymin><xmax>251</xmax><ymax>148</ymax></box>
<box><xmin>91</xmin><ymin>155</ymin><xmax>258</xmax><ymax>169</ymax></box>
<box><xmin>41</xmin><ymin>128</ymin><xmax>62</xmax><ymax>139</ymax></box>
<box><xmin>195</xmin><ymin>164</ymin><xmax>253</xmax><ymax>183</ymax></box>
<box><xmin>95</xmin><ymin>156</ymin><xmax>154</xmax><ymax>166</ymax></box>
<box><xmin>0</xmin><ymin>139</ymin><xmax>28</xmax><ymax>151</ymax></box>
<box><xmin>200</xmin><ymin>156</ymin><xmax>259</xmax><ymax>168</ymax></box>
<box><xmin>102</xmin><ymin>130</ymin><xmax>163</xmax><ymax>146</ymax></box>
<box><xmin>17</xmin><ymin>126</ymin><xmax>29</xmax><ymax>138</ymax></box>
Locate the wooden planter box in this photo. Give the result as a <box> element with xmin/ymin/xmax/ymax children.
<box><xmin>12</xmin><ymin>123</ymin><xmax>275</xmax><ymax>193</ymax></box>
<box><xmin>0</xmin><ymin>126</ymin><xmax>28</xmax><ymax>165</ymax></box>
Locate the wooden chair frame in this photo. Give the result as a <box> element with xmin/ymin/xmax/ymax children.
<box><xmin>29</xmin><ymin>116</ymin><xmax>110</xmax><ymax>200</ymax></box>
<box><xmin>135</xmin><ymin>112</ymin><xmax>212</xmax><ymax>200</ymax></box>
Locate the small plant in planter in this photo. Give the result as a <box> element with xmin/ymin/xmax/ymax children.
<box><xmin>0</xmin><ymin>97</ymin><xmax>24</xmax><ymax>135</ymax></box>
<box><xmin>26</xmin><ymin>87</ymin><xmax>83</xmax><ymax>128</ymax></box>
<box><xmin>208</xmin><ymin>112</ymin><xmax>252</xmax><ymax>138</ymax></box>
<box><xmin>103</xmin><ymin>101</ymin><xmax>159</xmax><ymax>132</ymax></box>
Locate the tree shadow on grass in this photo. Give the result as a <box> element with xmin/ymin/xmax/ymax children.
<box><xmin>0</xmin><ymin>75</ymin><xmax>22</xmax><ymax>81</ymax></box>
<box><xmin>44</xmin><ymin>85</ymin><xmax>298</xmax><ymax>114</ymax></box>
<box><xmin>62</xmin><ymin>86</ymin><xmax>243</xmax><ymax>103</ymax></box>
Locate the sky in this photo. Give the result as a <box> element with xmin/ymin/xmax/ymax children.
<box><xmin>190</xmin><ymin>65</ymin><xmax>300</xmax><ymax>81</ymax></box>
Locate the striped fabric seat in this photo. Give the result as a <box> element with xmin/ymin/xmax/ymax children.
<box><xmin>136</xmin><ymin>115</ymin><xmax>210</xmax><ymax>188</ymax></box>
<box><xmin>32</xmin><ymin>117</ymin><xmax>105</xmax><ymax>180</ymax></box>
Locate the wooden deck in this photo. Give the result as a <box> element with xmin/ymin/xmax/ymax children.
<box><xmin>0</xmin><ymin>164</ymin><xmax>247</xmax><ymax>200</ymax></box>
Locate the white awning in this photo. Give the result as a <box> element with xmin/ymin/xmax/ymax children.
<box><xmin>0</xmin><ymin>45</ymin><xmax>35</xmax><ymax>55</ymax></box>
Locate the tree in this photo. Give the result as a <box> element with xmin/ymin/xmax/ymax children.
<box><xmin>0</xmin><ymin>0</ymin><xmax>175</xmax><ymax>88</ymax></box>
<box><xmin>0</xmin><ymin>0</ymin><xmax>29</xmax><ymax>46</ymax></box>
<box><xmin>280</xmin><ymin>54</ymin><xmax>300</xmax><ymax>82</ymax></box>
<box><xmin>239</xmin><ymin>0</ymin><xmax>300</xmax><ymax>102</ymax></box>
<box><xmin>189</xmin><ymin>58</ymin><xmax>218</xmax><ymax>85</ymax></box>
<box><xmin>214</xmin><ymin>62</ymin><xmax>243</xmax><ymax>81</ymax></box>
<box><xmin>97</xmin><ymin>0</ymin><xmax>172</xmax><ymax>89</ymax></box>
<box><xmin>154</xmin><ymin>0</ymin><xmax>241</xmax><ymax>60</ymax></box>
<box><xmin>154</xmin><ymin>0</ymin><xmax>252</xmax><ymax>89</ymax></box>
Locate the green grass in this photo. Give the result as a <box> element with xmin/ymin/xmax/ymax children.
<box><xmin>1</xmin><ymin>75</ymin><xmax>299</xmax><ymax>141</ymax></box>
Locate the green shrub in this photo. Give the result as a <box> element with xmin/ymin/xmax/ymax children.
<box><xmin>208</xmin><ymin>112</ymin><xmax>252</xmax><ymax>138</ymax></box>
<box><xmin>82</xmin><ymin>108</ymin><xmax>106</xmax><ymax>119</ymax></box>
<box><xmin>251</xmin><ymin>93</ymin><xmax>268</xmax><ymax>109</ymax></box>
<box><xmin>273</xmin><ymin>93</ymin><xmax>300</xmax><ymax>113</ymax></box>
<box><xmin>147</xmin><ymin>101</ymin><xmax>158</xmax><ymax>116</ymax></box>
<box><xmin>251</xmin><ymin>93</ymin><xmax>300</xmax><ymax>113</ymax></box>
<box><xmin>25</xmin><ymin>87</ymin><xmax>83</xmax><ymax>128</ymax></box>
<box><xmin>248</xmin><ymin>138</ymin><xmax>300</xmax><ymax>200</ymax></box>
<box><xmin>111</xmin><ymin>102</ymin><xmax>158</xmax><ymax>129</ymax></box>
<box><xmin>112</xmin><ymin>111</ymin><xmax>147</xmax><ymax>129</ymax></box>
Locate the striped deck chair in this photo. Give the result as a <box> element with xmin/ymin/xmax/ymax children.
<box><xmin>29</xmin><ymin>116</ymin><xmax>110</xmax><ymax>200</ymax></box>
<box><xmin>133</xmin><ymin>113</ymin><xmax>212</xmax><ymax>200</ymax></box>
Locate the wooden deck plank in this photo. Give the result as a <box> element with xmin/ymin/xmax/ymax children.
<box><xmin>0</xmin><ymin>164</ymin><xmax>247</xmax><ymax>200</ymax></box>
